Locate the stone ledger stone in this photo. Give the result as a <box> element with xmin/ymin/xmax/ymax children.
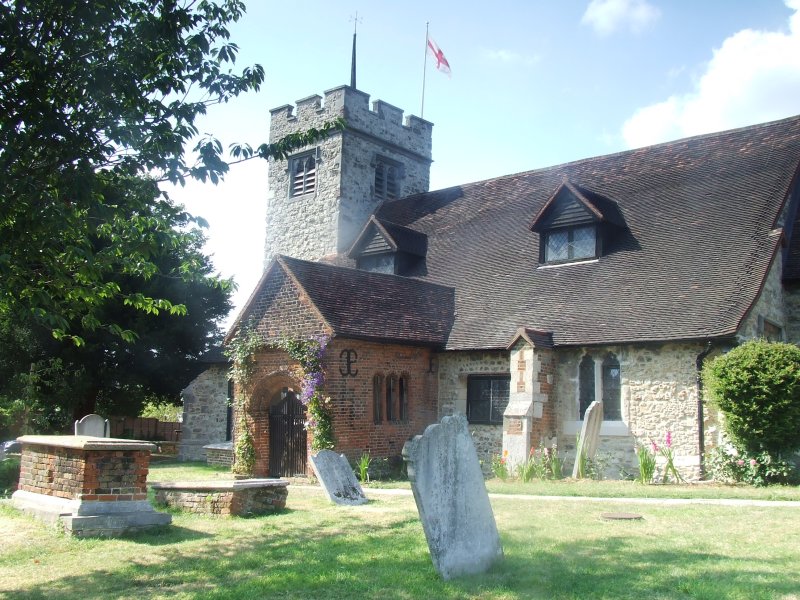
<box><xmin>402</xmin><ymin>414</ymin><xmax>503</xmax><ymax>580</ymax></box>
<box><xmin>310</xmin><ymin>449</ymin><xmax>367</xmax><ymax>505</ymax></box>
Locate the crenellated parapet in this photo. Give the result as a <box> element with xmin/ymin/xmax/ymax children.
<box><xmin>269</xmin><ymin>86</ymin><xmax>432</xmax><ymax>160</ymax></box>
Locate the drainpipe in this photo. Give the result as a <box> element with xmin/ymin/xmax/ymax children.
<box><xmin>695</xmin><ymin>341</ymin><xmax>715</xmax><ymax>479</ymax></box>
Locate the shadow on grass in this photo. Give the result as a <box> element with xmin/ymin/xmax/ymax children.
<box><xmin>9</xmin><ymin>509</ymin><xmax>799</xmax><ymax>600</ymax></box>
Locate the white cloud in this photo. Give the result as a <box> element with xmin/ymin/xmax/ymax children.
<box><xmin>622</xmin><ymin>1</ymin><xmax>800</xmax><ymax>148</ymax></box>
<box><xmin>482</xmin><ymin>48</ymin><xmax>541</xmax><ymax>66</ymax></box>
<box><xmin>581</xmin><ymin>0</ymin><xmax>661</xmax><ymax>36</ymax></box>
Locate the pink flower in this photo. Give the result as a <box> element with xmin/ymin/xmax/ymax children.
<box><xmin>665</xmin><ymin>431</ymin><xmax>672</xmax><ymax>449</ymax></box>
<box><xmin>736</xmin><ymin>459</ymin><xmax>745</xmax><ymax>467</ymax></box>
<box><xmin>750</xmin><ymin>459</ymin><xmax>757</xmax><ymax>467</ymax></box>
<box><xmin>651</xmin><ymin>441</ymin><xmax>659</xmax><ymax>453</ymax></box>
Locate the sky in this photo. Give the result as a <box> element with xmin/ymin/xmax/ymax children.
<box><xmin>163</xmin><ymin>0</ymin><xmax>800</xmax><ymax>330</ymax></box>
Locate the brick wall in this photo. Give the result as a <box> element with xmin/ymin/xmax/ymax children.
<box><xmin>153</xmin><ymin>483</ymin><xmax>287</xmax><ymax>516</ymax></box>
<box><xmin>238</xmin><ymin>338</ymin><xmax>437</xmax><ymax>477</ymax></box>
<box><xmin>18</xmin><ymin>444</ymin><xmax>150</xmax><ymax>501</ymax></box>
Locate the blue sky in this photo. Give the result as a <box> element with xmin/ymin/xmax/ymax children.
<box><xmin>164</xmin><ymin>0</ymin><xmax>800</xmax><ymax>327</ymax></box>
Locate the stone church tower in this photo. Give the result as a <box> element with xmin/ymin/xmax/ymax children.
<box><xmin>264</xmin><ymin>86</ymin><xmax>433</xmax><ymax>265</ymax></box>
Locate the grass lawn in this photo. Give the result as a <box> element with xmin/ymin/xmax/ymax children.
<box><xmin>2</xmin><ymin>482</ymin><xmax>799</xmax><ymax>599</ymax></box>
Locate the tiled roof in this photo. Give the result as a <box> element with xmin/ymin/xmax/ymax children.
<box><xmin>374</xmin><ymin>115</ymin><xmax>800</xmax><ymax>349</ymax></box>
<box><xmin>278</xmin><ymin>256</ymin><xmax>454</xmax><ymax>346</ymax></box>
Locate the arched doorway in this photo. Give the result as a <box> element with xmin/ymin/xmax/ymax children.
<box><xmin>269</xmin><ymin>387</ymin><xmax>307</xmax><ymax>477</ymax></box>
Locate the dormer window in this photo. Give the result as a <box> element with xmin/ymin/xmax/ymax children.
<box><xmin>530</xmin><ymin>178</ymin><xmax>625</xmax><ymax>266</ymax></box>
<box><xmin>348</xmin><ymin>216</ymin><xmax>427</xmax><ymax>276</ymax></box>
<box><xmin>544</xmin><ymin>225</ymin><xmax>597</xmax><ymax>262</ymax></box>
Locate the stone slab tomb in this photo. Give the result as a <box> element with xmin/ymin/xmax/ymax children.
<box><xmin>12</xmin><ymin>435</ymin><xmax>171</xmax><ymax>537</ymax></box>
<box><xmin>403</xmin><ymin>414</ymin><xmax>504</xmax><ymax>580</ymax></box>
<box><xmin>310</xmin><ymin>449</ymin><xmax>368</xmax><ymax>505</ymax></box>
<box><xmin>573</xmin><ymin>400</ymin><xmax>603</xmax><ymax>478</ymax></box>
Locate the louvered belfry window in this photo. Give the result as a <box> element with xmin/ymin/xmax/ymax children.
<box><xmin>290</xmin><ymin>154</ymin><xmax>316</xmax><ymax>196</ymax></box>
<box><xmin>374</xmin><ymin>160</ymin><xmax>399</xmax><ymax>200</ymax></box>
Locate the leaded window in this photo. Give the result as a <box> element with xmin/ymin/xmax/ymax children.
<box><xmin>290</xmin><ymin>154</ymin><xmax>316</xmax><ymax>196</ymax></box>
<box><xmin>602</xmin><ymin>353</ymin><xmax>621</xmax><ymax>420</ymax></box>
<box><xmin>467</xmin><ymin>375</ymin><xmax>510</xmax><ymax>425</ymax></box>
<box><xmin>578</xmin><ymin>355</ymin><xmax>595</xmax><ymax>420</ymax></box>
<box><xmin>399</xmin><ymin>375</ymin><xmax>408</xmax><ymax>421</ymax></box>
<box><xmin>386</xmin><ymin>374</ymin><xmax>397</xmax><ymax>421</ymax></box>
<box><xmin>373</xmin><ymin>374</ymin><xmax>384</xmax><ymax>424</ymax></box>
<box><xmin>544</xmin><ymin>225</ymin><xmax>596</xmax><ymax>262</ymax></box>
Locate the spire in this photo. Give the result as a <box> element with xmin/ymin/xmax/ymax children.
<box><xmin>350</xmin><ymin>12</ymin><xmax>362</xmax><ymax>89</ymax></box>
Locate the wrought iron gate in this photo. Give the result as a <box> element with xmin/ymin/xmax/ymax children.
<box><xmin>269</xmin><ymin>390</ymin><xmax>307</xmax><ymax>477</ymax></box>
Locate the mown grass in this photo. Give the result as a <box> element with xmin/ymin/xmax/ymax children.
<box><xmin>148</xmin><ymin>460</ymin><xmax>800</xmax><ymax>501</ymax></box>
<box><xmin>2</xmin><ymin>485</ymin><xmax>799</xmax><ymax>599</ymax></box>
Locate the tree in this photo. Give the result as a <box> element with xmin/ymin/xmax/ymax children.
<box><xmin>0</xmin><ymin>0</ymin><xmax>340</xmax><ymax>345</ymax></box>
<box><xmin>703</xmin><ymin>340</ymin><xmax>800</xmax><ymax>455</ymax></box>
<box><xmin>0</xmin><ymin>183</ymin><xmax>232</xmax><ymax>434</ymax></box>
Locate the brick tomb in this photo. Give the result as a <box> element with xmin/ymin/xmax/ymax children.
<box><xmin>12</xmin><ymin>435</ymin><xmax>171</xmax><ymax>537</ymax></box>
<box><xmin>151</xmin><ymin>479</ymin><xmax>289</xmax><ymax>516</ymax></box>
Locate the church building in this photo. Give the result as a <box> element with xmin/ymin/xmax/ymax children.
<box><xmin>180</xmin><ymin>84</ymin><xmax>800</xmax><ymax>480</ymax></box>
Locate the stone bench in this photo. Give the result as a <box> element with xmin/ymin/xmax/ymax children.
<box><xmin>151</xmin><ymin>479</ymin><xmax>289</xmax><ymax>516</ymax></box>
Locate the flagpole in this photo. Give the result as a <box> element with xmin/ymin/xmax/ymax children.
<box><xmin>421</xmin><ymin>22</ymin><xmax>429</xmax><ymax>118</ymax></box>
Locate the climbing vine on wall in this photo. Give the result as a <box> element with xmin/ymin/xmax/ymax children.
<box><xmin>277</xmin><ymin>335</ymin><xmax>335</xmax><ymax>452</ymax></box>
<box><xmin>224</xmin><ymin>324</ymin><xmax>262</xmax><ymax>475</ymax></box>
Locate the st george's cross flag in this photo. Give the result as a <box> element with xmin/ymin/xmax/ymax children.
<box><xmin>427</xmin><ymin>35</ymin><xmax>451</xmax><ymax>77</ymax></box>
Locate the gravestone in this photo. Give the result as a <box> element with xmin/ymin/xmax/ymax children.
<box><xmin>402</xmin><ymin>414</ymin><xmax>503</xmax><ymax>580</ymax></box>
<box><xmin>74</xmin><ymin>414</ymin><xmax>109</xmax><ymax>437</ymax></box>
<box><xmin>310</xmin><ymin>450</ymin><xmax>368</xmax><ymax>505</ymax></box>
<box><xmin>572</xmin><ymin>400</ymin><xmax>603</xmax><ymax>478</ymax></box>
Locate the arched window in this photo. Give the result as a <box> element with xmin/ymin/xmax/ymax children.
<box><xmin>386</xmin><ymin>374</ymin><xmax>397</xmax><ymax>421</ymax></box>
<box><xmin>602</xmin><ymin>353</ymin><xmax>622</xmax><ymax>420</ymax></box>
<box><xmin>578</xmin><ymin>354</ymin><xmax>595</xmax><ymax>420</ymax></box>
<box><xmin>399</xmin><ymin>375</ymin><xmax>409</xmax><ymax>421</ymax></box>
<box><xmin>372</xmin><ymin>374</ymin><xmax>384</xmax><ymax>424</ymax></box>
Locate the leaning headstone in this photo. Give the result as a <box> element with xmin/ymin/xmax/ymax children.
<box><xmin>402</xmin><ymin>414</ymin><xmax>503</xmax><ymax>580</ymax></box>
<box><xmin>572</xmin><ymin>400</ymin><xmax>603</xmax><ymax>478</ymax></box>
<box><xmin>74</xmin><ymin>414</ymin><xmax>109</xmax><ymax>437</ymax></box>
<box><xmin>310</xmin><ymin>449</ymin><xmax>368</xmax><ymax>505</ymax></box>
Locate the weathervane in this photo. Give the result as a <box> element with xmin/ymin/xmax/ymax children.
<box><xmin>349</xmin><ymin>12</ymin><xmax>362</xmax><ymax>89</ymax></box>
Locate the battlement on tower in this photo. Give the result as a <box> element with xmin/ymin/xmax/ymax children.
<box><xmin>269</xmin><ymin>85</ymin><xmax>432</xmax><ymax>159</ymax></box>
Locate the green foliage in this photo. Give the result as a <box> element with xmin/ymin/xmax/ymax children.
<box><xmin>225</xmin><ymin>325</ymin><xmax>263</xmax><ymax>388</ymax></box>
<box><xmin>275</xmin><ymin>336</ymin><xmax>334</xmax><ymax>451</ymax></box>
<box><xmin>232</xmin><ymin>415</ymin><xmax>255</xmax><ymax>476</ymax></box>
<box><xmin>139</xmin><ymin>397</ymin><xmax>182</xmax><ymax>422</ymax></box>
<box><xmin>0</xmin><ymin>456</ymin><xmax>21</xmax><ymax>498</ymax></box>
<box><xmin>491</xmin><ymin>451</ymin><xmax>510</xmax><ymax>481</ymax></box>
<box><xmin>705</xmin><ymin>445</ymin><xmax>797</xmax><ymax>486</ymax></box>
<box><xmin>356</xmin><ymin>453</ymin><xmax>372</xmax><ymax>483</ymax></box>
<box><xmin>517</xmin><ymin>442</ymin><xmax>564</xmax><ymax>482</ymax></box>
<box><xmin>634</xmin><ymin>442</ymin><xmax>657</xmax><ymax>484</ymax></box>
<box><xmin>703</xmin><ymin>340</ymin><xmax>800</xmax><ymax>454</ymax></box>
<box><xmin>0</xmin><ymin>0</ymin><xmax>342</xmax><ymax>344</ymax></box>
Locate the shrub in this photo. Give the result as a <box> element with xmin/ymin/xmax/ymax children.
<box><xmin>703</xmin><ymin>340</ymin><xmax>800</xmax><ymax>455</ymax></box>
<box><xmin>705</xmin><ymin>445</ymin><xmax>797</xmax><ymax>486</ymax></box>
<box><xmin>139</xmin><ymin>397</ymin><xmax>182</xmax><ymax>422</ymax></box>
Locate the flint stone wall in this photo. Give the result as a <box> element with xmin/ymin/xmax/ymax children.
<box><xmin>179</xmin><ymin>364</ymin><xmax>230</xmax><ymax>462</ymax></box>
